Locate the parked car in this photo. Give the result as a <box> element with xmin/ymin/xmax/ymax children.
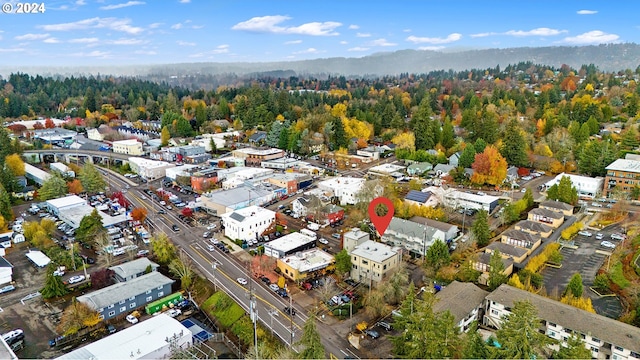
<box><xmin>260</xmin><ymin>276</ymin><xmax>271</xmax><ymax>285</ymax></box>
<box><xmin>203</xmin><ymin>232</ymin><xmax>210</xmax><ymax>238</ymax></box>
<box><xmin>578</xmin><ymin>231</ymin><xmax>592</xmax><ymax>237</ymax></box>
<box><xmin>172</xmin><ymin>225</ymin><xmax>180</xmax><ymax>232</ymax></box>
<box><xmin>318</xmin><ymin>238</ymin><xmax>329</xmax><ymax>245</ymax></box>
<box><xmin>595</xmin><ymin>233</ymin><xmax>604</xmax><ymax>240</ymax></box>
<box><xmin>106</xmin><ymin>324</ymin><xmax>117</xmax><ymax>334</ymax></box>
<box><xmin>376</xmin><ymin>321</ymin><xmax>392</xmax><ymax>331</ymax></box>
<box><xmin>237</xmin><ymin>277</ymin><xmax>248</xmax><ymax>285</ymax></box>
<box><xmin>0</xmin><ymin>284</ymin><xmax>16</xmax><ymax>294</ymax></box>
<box><xmin>364</xmin><ymin>329</ymin><xmax>380</xmax><ymax>339</ymax></box>
<box><xmin>126</xmin><ymin>314</ymin><xmax>139</xmax><ymax>324</ymax></box>
<box><xmin>283</xmin><ymin>306</ymin><xmax>296</xmax><ymax>316</ymax></box>
<box><xmin>269</xmin><ymin>284</ymin><xmax>280</xmax><ymax>292</ymax></box>
<box><xmin>276</xmin><ymin>288</ymin><xmax>289</xmax><ymax>298</ymax></box>
<box><xmin>331</xmin><ymin>233</ymin><xmax>341</xmax><ymax>239</ymax></box>
<box><xmin>166</xmin><ymin>309</ymin><xmax>182</xmax><ymax>318</ymax></box>
<box><xmin>611</xmin><ymin>233</ymin><xmax>626</xmax><ymax>241</ymax></box>
<box><xmin>68</xmin><ymin>275</ymin><xmax>86</xmax><ymax>284</ymax></box>
<box><xmin>136</xmin><ymin>250</ymin><xmax>149</xmax><ymax>257</ymax></box>
<box><xmin>601</xmin><ymin>241</ymin><xmax>616</xmax><ymax>249</ymax></box>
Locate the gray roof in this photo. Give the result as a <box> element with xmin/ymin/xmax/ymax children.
<box><xmin>351</xmin><ymin>240</ymin><xmax>399</xmax><ymax>263</ymax></box>
<box><xmin>539</xmin><ymin>200</ymin><xmax>574</xmax><ymax>212</ymax></box>
<box><xmin>0</xmin><ymin>256</ymin><xmax>13</xmax><ymax>268</ymax></box>
<box><xmin>434</xmin><ymin>281</ymin><xmax>489</xmax><ymax>324</ymax></box>
<box><xmin>515</xmin><ymin>220</ymin><xmax>553</xmax><ymax>233</ymax></box>
<box><xmin>77</xmin><ymin>272</ymin><xmax>173</xmax><ymax>310</ymax></box>
<box><xmin>297</xmin><ymin>195</ymin><xmax>321</xmax><ymax>208</ymax></box>
<box><xmin>529</xmin><ymin>207</ymin><xmax>564</xmax><ymax>219</ymax></box>
<box><xmin>475</xmin><ymin>252</ymin><xmax>513</xmax><ymax>270</ymax></box>
<box><xmin>109</xmin><ymin>258</ymin><xmax>159</xmax><ymax>279</ymax></box>
<box><xmin>405</xmin><ymin>190</ymin><xmax>431</xmax><ymax>204</ymax></box>
<box><xmin>409</xmin><ymin>216</ymin><xmax>457</xmax><ymax>233</ymax></box>
<box><xmin>605</xmin><ymin>158</ymin><xmax>640</xmax><ymax>173</ymax></box>
<box><xmin>229</xmin><ymin>212</ymin><xmax>245</xmax><ymax>222</ymax></box>
<box><xmin>205</xmin><ymin>186</ymin><xmax>272</xmax><ymax>207</ymax></box>
<box><xmin>487</xmin><ymin>284</ymin><xmax>640</xmax><ymax>353</ymax></box>
<box><xmin>384</xmin><ymin>217</ymin><xmax>439</xmax><ymax>243</ymax></box>
<box><xmin>433</xmin><ymin>164</ymin><xmax>455</xmax><ymax>173</ymax></box>
<box><xmin>486</xmin><ymin>242</ymin><xmax>528</xmax><ymax>259</ymax></box>
<box><xmin>501</xmin><ymin>229</ymin><xmax>541</xmax><ymax>245</ymax></box>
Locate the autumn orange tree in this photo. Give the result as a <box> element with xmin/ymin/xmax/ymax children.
<box><xmin>470</xmin><ymin>145</ymin><xmax>507</xmax><ymax>186</ymax></box>
<box><xmin>131</xmin><ymin>207</ymin><xmax>148</xmax><ymax>222</ymax></box>
<box><xmin>67</xmin><ymin>179</ymin><xmax>84</xmax><ymax>194</ymax></box>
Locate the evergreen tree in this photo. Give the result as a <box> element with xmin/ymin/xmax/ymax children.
<box><xmin>586</xmin><ymin>115</ymin><xmax>600</xmax><ymax>135</ymax></box>
<box><xmin>266</xmin><ymin>120</ymin><xmax>283</xmax><ymax>147</ymax></box>
<box><xmin>298</xmin><ymin>316</ymin><xmax>325</xmax><ymax>359</ymax></box>
<box><xmin>458</xmin><ymin>145</ymin><xmax>476</xmax><ymax>169</ymax></box>
<box><xmin>41</xmin><ymin>268</ymin><xmax>69</xmax><ymax>299</ymax></box>
<box><xmin>79</xmin><ymin>163</ymin><xmax>107</xmax><ymax>194</ymax></box>
<box><xmin>209</xmin><ymin>138</ymin><xmax>217</xmax><ymax>155</ymax></box>
<box><xmin>500</xmin><ymin>119</ymin><xmax>528</xmax><ymax>167</ymax></box>
<box><xmin>471</xmin><ymin>210</ymin><xmax>490</xmax><ymax>247</ymax></box>
<box><xmin>331</xmin><ymin>117</ymin><xmax>348</xmax><ymax>150</ymax></box>
<box><xmin>0</xmin><ymin>184</ymin><xmax>13</xmax><ymax>221</ymax></box>
<box><xmin>38</xmin><ymin>174</ymin><xmax>68</xmax><ymax>200</ymax></box>
<box><xmin>425</xmin><ymin>239</ymin><xmax>451</xmax><ymax>271</ymax></box>
<box><xmin>462</xmin><ymin>321</ymin><xmax>492</xmax><ymax>359</ymax></box>
<box><xmin>414</xmin><ymin>116</ymin><xmax>431</xmax><ymax>150</ymax></box>
<box><xmin>496</xmin><ymin>300</ymin><xmax>554</xmax><ymax>359</ymax></box>
<box><xmin>76</xmin><ymin>209</ymin><xmax>105</xmax><ymax>243</ymax></box>
<box><xmin>441</xmin><ymin>117</ymin><xmax>455</xmax><ymax>149</ymax></box>
<box><xmin>488</xmin><ymin>250</ymin><xmax>507</xmax><ymax>291</ymax></box>
<box><xmin>553</xmin><ymin>333</ymin><xmax>592</xmax><ymax>359</ymax></box>
<box><xmin>566</xmin><ymin>273</ymin><xmax>584</xmax><ymax>298</ymax></box>
<box><xmin>278</xmin><ymin>124</ymin><xmax>290</xmax><ymax>150</ymax></box>
<box><xmin>84</xmin><ymin>87</ymin><xmax>97</xmax><ymax>112</ymax></box>
<box><xmin>334</xmin><ymin>249</ymin><xmax>352</xmax><ymax>278</ymax></box>
<box><xmin>547</xmin><ymin>175</ymin><xmax>578</xmax><ymax>205</ymax></box>
<box><xmin>621</xmin><ymin>127</ymin><xmax>640</xmax><ymax>150</ymax></box>
<box><xmin>474</xmin><ymin>138</ymin><xmax>487</xmax><ymax>153</ymax></box>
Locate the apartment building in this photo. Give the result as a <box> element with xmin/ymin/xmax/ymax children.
<box><xmin>350</xmin><ymin>240</ymin><xmax>402</xmax><ymax>287</ymax></box>
<box><xmin>604</xmin><ymin>158</ymin><xmax>640</xmax><ymax>198</ymax></box>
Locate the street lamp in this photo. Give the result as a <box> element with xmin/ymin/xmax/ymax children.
<box><xmin>211</xmin><ymin>262</ymin><xmax>217</xmax><ymax>292</ymax></box>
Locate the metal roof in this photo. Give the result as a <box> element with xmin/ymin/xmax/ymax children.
<box><xmin>77</xmin><ymin>272</ymin><xmax>173</xmax><ymax>311</ymax></box>
<box><xmin>405</xmin><ymin>190</ymin><xmax>431</xmax><ymax>204</ymax></box>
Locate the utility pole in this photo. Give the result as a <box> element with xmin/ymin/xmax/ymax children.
<box><xmin>288</xmin><ymin>286</ymin><xmax>294</xmax><ymax>349</ymax></box>
<box><xmin>250</xmin><ymin>295</ymin><xmax>258</xmax><ymax>360</ymax></box>
<box><xmin>212</xmin><ymin>262</ymin><xmax>217</xmax><ymax>292</ymax></box>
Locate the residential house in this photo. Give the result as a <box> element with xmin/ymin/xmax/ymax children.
<box><xmin>317</xmin><ymin>177</ymin><xmax>366</xmax><ymax>205</ymax></box>
<box><xmin>77</xmin><ymin>272</ymin><xmax>174</xmax><ymax>320</ymax></box>
<box><xmin>109</xmin><ymin>258</ymin><xmax>159</xmax><ymax>283</ymax></box>
<box><xmin>500</xmin><ymin>229</ymin><xmax>542</xmax><ymax>254</ymax></box>
<box><xmin>527</xmin><ymin>208</ymin><xmax>564</xmax><ymax>229</ymax></box>
<box><xmin>471</xmin><ymin>252</ymin><xmax>514</xmax><ymax>285</ymax></box>
<box><xmin>408</xmin><ymin>216</ymin><xmax>459</xmax><ymax>242</ymax></box>
<box><xmin>220</xmin><ymin>205</ymin><xmax>276</xmax><ymax>242</ymax></box>
<box><xmin>276</xmin><ymin>249</ymin><xmax>335</xmax><ymax>282</ymax></box>
<box><xmin>248</xmin><ymin>131</ymin><xmax>267</xmax><ymax>144</ymax></box>
<box><xmin>433</xmin><ymin>281</ymin><xmax>489</xmax><ymax>332</ymax></box>
<box><xmin>514</xmin><ymin>220</ymin><xmax>553</xmax><ymax>238</ymax></box>
<box><xmin>506</xmin><ymin>166</ymin><xmax>519</xmax><ymax>182</ymax></box>
<box><xmin>485</xmin><ymin>242</ymin><xmax>529</xmax><ymax>264</ymax></box>
<box><xmin>484</xmin><ymin>284</ymin><xmax>640</xmax><ymax>360</ymax></box>
<box><xmin>292</xmin><ymin>195</ymin><xmax>323</xmax><ymax>219</ymax></box>
<box><xmin>405</xmin><ymin>190</ymin><xmax>439</xmax><ymax>207</ymax></box>
<box><xmin>443</xmin><ymin>189</ymin><xmax>500</xmax><ymax>213</ymax></box>
<box><xmin>539</xmin><ymin>200</ymin><xmax>574</xmax><ymax>217</ymax></box>
<box><xmin>382</xmin><ymin>217</ymin><xmax>452</xmax><ymax>258</ymax></box>
<box><xmin>350</xmin><ymin>240</ymin><xmax>402</xmax><ymax>287</ymax></box>
<box><xmin>448</xmin><ymin>152</ymin><xmax>461</xmax><ymax>167</ymax></box>
<box><xmin>343</xmin><ymin>228</ymin><xmax>370</xmax><ymax>253</ymax></box>
<box><xmin>86</xmin><ymin>125</ymin><xmax>113</xmax><ymax>141</ymax></box>
<box><xmin>406</xmin><ymin>162</ymin><xmax>433</xmax><ymax>176</ymax></box>
<box><xmin>433</xmin><ymin>164</ymin><xmax>455</xmax><ymax>177</ymax></box>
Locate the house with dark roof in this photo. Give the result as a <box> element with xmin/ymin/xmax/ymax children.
<box><xmin>405</xmin><ymin>190</ymin><xmax>438</xmax><ymax>207</ymax></box>
<box><xmin>382</xmin><ymin>217</ymin><xmax>458</xmax><ymax>257</ymax></box>
<box><xmin>433</xmin><ymin>281</ymin><xmax>489</xmax><ymax>332</ymax></box>
<box><xmin>539</xmin><ymin>200</ymin><xmax>574</xmax><ymax>216</ymax></box>
<box><xmin>292</xmin><ymin>195</ymin><xmax>323</xmax><ymax>218</ymax></box>
<box><xmin>484</xmin><ymin>284</ymin><xmax>640</xmax><ymax>359</ymax></box>
<box><xmin>249</xmin><ymin>131</ymin><xmax>267</xmax><ymax>144</ymax></box>
<box><xmin>77</xmin><ymin>272</ymin><xmax>174</xmax><ymax>320</ymax></box>
<box><xmin>527</xmin><ymin>208</ymin><xmax>564</xmax><ymax>228</ymax></box>
<box><xmin>109</xmin><ymin>258</ymin><xmax>159</xmax><ymax>283</ymax></box>
<box><xmin>500</xmin><ymin>229</ymin><xmax>542</xmax><ymax>254</ymax></box>
<box><xmin>471</xmin><ymin>252</ymin><xmax>514</xmax><ymax>286</ymax></box>
<box><xmin>408</xmin><ymin>216</ymin><xmax>459</xmax><ymax>242</ymax></box>
<box><xmin>485</xmin><ymin>242</ymin><xmax>529</xmax><ymax>263</ymax></box>
<box><xmin>515</xmin><ymin>220</ymin><xmax>553</xmax><ymax>238</ymax></box>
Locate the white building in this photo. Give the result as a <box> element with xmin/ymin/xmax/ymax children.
<box><xmin>128</xmin><ymin>157</ymin><xmax>175</xmax><ymax>180</ymax></box>
<box><xmin>261</xmin><ymin>157</ymin><xmax>303</xmax><ymax>170</ymax></box>
<box><xmin>544</xmin><ymin>172</ymin><xmax>604</xmax><ymax>199</ymax></box>
<box><xmin>342</xmin><ymin>228</ymin><xmax>370</xmax><ymax>253</ymax></box>
<box><xmin>0</xmin><ymin>257</ymin><xmax>13</xmax><ymax>285</ymax></box>
<box><xmin>56</xmin><ymin>314</ymin><xmax>192</xmax><ymax>360</ymax></box>
<box><xmin>165</xmin><ymin>164</ymin><xmax>199</xmax><ymax>181</ymax></box>
<box><xmin>112</xmin><ymin>139</ymin><xmax>144</xmax><ymax>156</ymax></box>
<box><xmin>263</xmin><ymin>232</ymin><xmax>316</xmax><ymax>259</ymax></box>
<box><xmin>45</xmin><ymin>195</ymin><xmax>87</xmax><ymax>216</ymax></box>
<box><xmin>220</xmin><ymin>205</ymin><xmax>276</xmax><ymax>242</ymax></box>
<box><xmin>24</xmin><ymin>163</ymin><xmax>51</xmax><ymax>186</ymax></box>
<box><xmin>367</xmin><ymin>163</ymin><xmax>406</xmax><ymax>177</ymax></box>
<box><xmin>443</xmin><ymin>189</ymin><xmax>500</xmax><ymax>213</ymax></box>
<box><xmin>350</xmin><ymin>240</ymin><xmax>402</xmax><ymax>287</ymax></box>
<box><xmin>485</xmin><ymin>284</ymin><xmax>640</xmax><ymax>360</ymax></box>
<box><xmin>50</xmin><ymin>162</ymin><xmax>75</xmax><ymax>178</ymax></box>
<box><xmin>382</xmin><ymin>217</ymin><xmax>456</xmax><ymax>258</ymax></box>
<box><xmin>221</xmin><ymin>168</ymin><xmax>274</xmax><ymax>190</ymax></box>
<box><xmin>317</xmin><ymin>177</ymin><xmax>366</xmax><ymax>205</ymax></box>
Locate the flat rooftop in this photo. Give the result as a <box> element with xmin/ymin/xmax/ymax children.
<box><xmin>368</xmin><ymin>163</ymin><xmax>406</xmax><ymax>174</ymax></box>
<box><xmin>46</xmin><ymin>195</ymin><xmax>86</xmax><ymax>209</ymax></box>
<box><xmin>447</xmin><ymin>190</ymin><xmax>500</xmax><ymax>204</ymax></box>
<box><xmin>606</xmin><ymin>158</ymin><xmax>640</xmax><ymax>173</ymax></box>
<box><xmin>128</xmin><ymin>157</ymin><xmax>172</xmax><ymax>168</ymax></box>
<box><xmin>113</xmin><ymin>139</ymin><xmax>140</xmax><ymax>145</ymax></box>
<box><xmin>265</xmin><ymin>232</ymin><xmax>315</xmax><ymax>253</ymax></box>
<box><xmin>279</xmin><ymin>248</ymin><xmax>334</xmax><ymax>273</ymax></box>
<box><xmin>318</xmin><ymin>177</ymin><xmax>365</xmax><ymax>190</ymax></box>
<box><xmin>351</xmin><ymin>240</ymin><xmax>398</xmax><ymax>263</ymax></box>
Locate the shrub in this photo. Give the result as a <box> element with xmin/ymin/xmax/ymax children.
<box><xmin>593</xmin><ymin>273</ymin><xmax>610</xmax><ymax>290</ymax></box>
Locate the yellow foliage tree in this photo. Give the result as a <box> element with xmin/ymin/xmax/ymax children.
<box><xmin>507</xmin><ymin>274</ymin><xmax>525</xmax><ymax>290</ymax></box>
<box><xmin>330</xmin><ymin>103</ymin><xmax>348</xmax><ymax>118</ymax></box>
<box><xmin>549</xmin><ymin>160</ymin><xmax>565</xmax><ymax>174</ymax></box>
<box><xmin>342</xmin><ymin>118</ymin><xmax>372</xmax><ymax>140</ymax></box>
<box><xmin>391</xmin><ymin>132</ymin><xmax>416</xmax><ymax>151</ymax></box>
<box><xmin>0</xmin><ymin>216</ymin><xmax>6</xmax><ymax>232</ymax></box>
<box><xmin>525</xmin><ymin>243</ymin><xmax>561</xmax><ymax>273</ymax></box>
<box><xmin>161</xmin><ymin>127</ymin><xmax>171</xmax><ymax>147</ymax></box>
<box><xmin>560</xmin><ymin>294</ymin><xmax>596</xmax><ymax>313</ymax></box>
<box><xmin>275</xmin><ymin>114</ymin><xmax>285</xmax><ymax>121</ymax></box>
<box><xmin>533</xmin><ymin>143</ymin><xmax>553</xmax><ymax>157</ymax></box>
<box><xmin>535</xmin><ymin>119</ymin><xmax>546</xmax><ymax>137</ymax></box>
<box><xmin>561</xmin><ymin>222</ymin><xmax>584</xmax><ymax>240</ymax></box>
<box><xmin>5</xmin><ymin>154</ymin><xmax>25</xmax><ymax>176</ymax></box>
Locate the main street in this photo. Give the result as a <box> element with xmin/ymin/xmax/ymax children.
<box><xmin>103</xmin><ymin>170</ymin><xmax>360</xmax><ymax>359</ymax></box>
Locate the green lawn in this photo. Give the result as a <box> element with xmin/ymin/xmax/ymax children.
<box><xmin>610</xmin><ymin>262</ymin><xmax>631</xmax><ymax>289</ymax></box>
<box><xmin>201</xmin><ymin>291</ymin><xmax>245</xmax><ymax>328</ymax></box>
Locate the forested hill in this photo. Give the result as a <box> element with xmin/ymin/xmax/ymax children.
<box><xmin>2</xmin><ymin>44</ymin><xmax>639</xmax><ymax>82</ymax></box>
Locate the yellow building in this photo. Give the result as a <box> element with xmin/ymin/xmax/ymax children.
<box><xmin>471</xmin><ymin>252</ymin><xmax>514</xmax><ymax>286</ymax></box>
<box><xmin>500</xmin><ymin>229</ymin><xmax>542</xmax><ymax>255</ymax></box>
<box><xmin>515</xmin><ymin>220</ymin><xmax>553</xmax><ymax>238</ymax></box>
<box><xmin>276</xmin><ymin>249</ymin><xmax>335</xmax><ymax>282</ymax></box>
<box><xmin>527</xmin><ymin>208</ymin><xmax>564</xmax><ymax>228</ymax></box>
<box><xmin>539</xmin><ymin>200</ymin><xmax>574</xmax><ymax>217</ymax></box>
<box><xmin>485</xmin><ymin>242</ymin><xmax>528</xmax><ymax>264</ymax></box>
<box><xmin>112</xmin><ymin>139</ymin><xmax>143</xmax><ymax>156</ymax></box>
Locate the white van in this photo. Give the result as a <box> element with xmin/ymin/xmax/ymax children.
<box><xmin>299</xmin><ymin>229</ymin><xmax>317</xmax><ymax>240</ymax></box>
<box><xmin>12</xmin><ymin>224</ymin><xmax>22</xmax><ymax>233</ymax></box>
<box><xmin>112</xmin><ymin>248</ymin><xmax>125</xmax><ymax>256</ymax></box>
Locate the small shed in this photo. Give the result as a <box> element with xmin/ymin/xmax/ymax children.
<box><xmin>26</xmin><ymin>250</ymin><xmax>51</xmax><ymax>268</ymax></box>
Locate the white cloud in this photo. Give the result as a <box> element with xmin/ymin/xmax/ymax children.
<box><xmin>418</xmin><ymin>46</ymin><xmax>444</xmax><ymax>51</ymax></box>
<box><xmin>69</xmin><ymin>37</ymin><xmax>99</xmax><ymax>43</ymax></box>
<box><xmin>231</xmin><ymin>15</ymin><xmax>341</xmax><ymax>36</ymax></box>
<box><xmin>577</xmin><ymin>9</ymin><xmax>597</xmax><ymax>15</ymax></box>
<box><xmin>72</xmin><ymin>50</ymin><xmax>110</xmax><ymax>57</ymax></box>
<box><xmin>171</xmin><ymin>23</ymin><xmax>183</xmax><ymax>30</ymax></box>
<box><xmin>403</xmin><ymin>29</ymin><xmax>411</xmax><ymax>33</ymax></box>
<box><xmin>367</xmin><ymin>38</ymin><xmax>397</xmax><ymax>47</ymax></box>
<box><xmin>15</xmin><ymin>33</ymin><xmax>50</xmax><ymax>41</ymax></box>
<box><xmin>0</xmin><ymin>48</ymin><xmax>26</xmax><ymax>53</ymax></box>
<box><xmin>284</xmin><ymin>40</ymin><xmax>302</xmax><ymax>45</ymax></box>
<box><xmin>470</xmin><ymin>32</ymin><xmax>497</xmax><ymax>38</ymax></box>
<box><xmin>192</xmin><ymin>25</ymin><xmax>204</xmax><ymax>29</ymax></box>
<box><xmin>293</xmin><ymin>47</ymin><xmax>320</xmax><ymax>54</ymax></box>
<box><xmin>108</xmin><ymin>38</ymin><xmax>144</xmax><ymax>45</ymax></box>
<box><xmin>356</xmin><ymin>32</ymin><xmax>371</xmax><ymax>38</ymax></box>
<box><xmin>348</xmin><ymin>47</ymin><xmax>369</xmax><ymax>52</ymax></box>
<box><xmin>100</xmin><ymin>1</ymin><xmax>145</xmax><ymax>10</ymax></box>
<box><xmin>177</xmin><ymin>40</ymin><xmax>196</xmax><ymax>46</ymax></box>
<box><xmin>562</xmin><ymin>30</ymin><xmax>619</xmax><ymax>44</ymax></box>
<box><xmin>39</xmin><ymin>17</ymin><xmax>144</xmax><ymax>35</ymax></box>
<box><xmin>340</xmin><ymin>40</ymin><xmax>348</xmax><ymax>45</ymax></box>
<box><xmin>504</xmin><ymin>27</ymin><xmax>567</xmax><ymax>36</ymax></box>
<box><xmin>135</xmin><ymin>50</ymin><xmax>156</xmax><ymax>55</ymax></box>
<box><xmin>76</xmin><ymin>0</ymin><xmax>86</xmax><ymax>5</ymax></box>
<box><xmin>43</xmin><ymin>37</ymin><xmax>60</xmax><ymax>43</ymax></box>
<box><xmin>348</xmin><ymin>24</ymin><xmax>359</xmax><ymax>30</ymax></box>
<box><xmin>148</xmin><ymin>22</ymin><xmax>163</xmax><ymax>29</ymax></box>
<box><xmin>406</xmin><ymin>33</ymin><xmax>461</xmax><ymax>44</ymax></box>
<box><xmin>179</xmin><ymin>0</ymin><xmax>191</xmax><ymax>3</ymax></box>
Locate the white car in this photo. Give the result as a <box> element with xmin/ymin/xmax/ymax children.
<box><xmin>318</xmin><ymin>238</ymin><xmax>329</xmax><ymax>245</ymax></box>
<box><xmin>595</xmin><ymin>233</ymin><xmax>604</xmax><ymax>240</ymax></box>
<box><xmin>578</xmin><ymin>231</ymin><xmax>592</xmax><ymax>237</ymax></box>
<box><xmin>237</xmin><ymin>278</ymin><xmax>248</xmax><ymax>285</ymax></box>
<box><xmin>126</xmin><ymin>314</ymin><xmax>139</xmax><ymax>324</ymax></box>
<box><xmin>207</xmin><ymin>224</ymin><xmax>217</xmax><ymax>230</ymax></box>
<box><xmin>207</xmin><ymin>244</ymin><xmax>215</xmax><ymax>252</ymax></box>
<box><xmin>611</xmin><ymin>233</ymin><xmax>626</xmax><ymax>241</ymax></box>
<box><xmin>269</xmin><ymin>284</ymin><xmax>280</xmax><ymax>292</ymax></box>
<box><xmin>166</xmin><ymin>309</ymin><xmax>181</xmax><ymax>318</ymax></box>
<box><xmin>68</xmin><ymin>275</ymin><xmax>86</xmax><ymax>284</ymax></box>
<box><xmin>600</xmin><ymin>241</ymin><xmax>616</xmax><ymax>249</ymax></box>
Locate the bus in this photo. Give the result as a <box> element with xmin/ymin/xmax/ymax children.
<box><xmin>299</xmin><ymin>229</ymin><xmax>317</xmax><ymax>240</ymax></box>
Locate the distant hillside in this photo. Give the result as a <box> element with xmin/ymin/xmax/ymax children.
<box><xmin>3</xmin><ymin>43</ymin><xmax>640</xmax><ymax>80</ymax></box>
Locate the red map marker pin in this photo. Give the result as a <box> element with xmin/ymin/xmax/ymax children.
<box><xmin>368</xmin><ymin>197</ymin><xmax>394</xmax><ymax>236</ymax></box>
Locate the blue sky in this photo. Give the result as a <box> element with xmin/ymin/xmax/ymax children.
<box><xmin>0</xmin><ymin>0</ymin><xmax>637</xmax><ymax>67</ymax></box>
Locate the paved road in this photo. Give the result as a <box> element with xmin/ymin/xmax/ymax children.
<box><xmin>106</xmin><ymin>173</ymin><xmax>360</xmax><ymax>359</ymax></box>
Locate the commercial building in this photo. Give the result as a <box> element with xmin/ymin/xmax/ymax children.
<box><xmin>77</xmin><ymin>271</ymin><xmax>174</xmax><ymax>320</ymax></box>
<box><xmin>220</xmin><ymin>205</ymin><xmax>276</xmax><ymax>242</ymax></box>
<box><xmin>527</xmin><ymin>208</ymin><xmax>565</xmax><ymax>229</ymax></box>
<box><xmin>367</xmin><ymin>163</ymin><xmax>407</xmax><ymax>178</ymax></box>
<box><xmin>343</xmin><ymin>228</ymin><xmax>370</xmax><ymax>253</ymax></box>
<box><xmin>268</xmin><ymin>173</ymin><xmax>312</xmax><ymax>195</ymax></box>
<box><xmin>484</xmin><ymin>284</ymin><xmax>640</xmax><ymax>360</ymax></box>
<box><xmin>46</xmin><ymin>195</ymin><xmax>127</xmax><ymax>229</ymax></box>
<box><xmin>232</xmin><ymin>148</ymin><xmax>285</xmax><ymax>166</ymax></box>
<box><xmin>199</xmin><ymin>185</ymin><xmax>274</xmax><ymax>215</ymax></box>
<box><xmin>261</xmin><ymin>157</ymin><xmax>303</xmax><ymax>170</ymax></box>
<box><xmin>25</xmin><ymin>250</ymin><xmax>50</xmax><ymax>268</ymax></box>
<box><xmin>382</xmin><ymin>217</ymin><xmax>457</xmax><ymax>258</ymax></box>
<box><xmin>112</xmin><ymin>139</ymin><xmax>144</xmax><ymax>156</ymax></box>
<box><xmin>165</xmin><ymin>164</ymin><xmax>199</xmax><ymax>181</ymax></box>
<box><xmin>264</xmin><ymin>232</ymin><xmax>317</xmax><ymax>259</ymax></box>
<box><xmin>56</xmin><ymin>314</ymin><xmax>192</xmax><ymax>360</ymax></box>
<box><xmin>50</xmin><ymin>162</ymin><xmax>75</xmax><ymax>178</ymax></box>
<box><xmin>349</xmin><ymin>240</ymin><xmax>402</xmax><ymax>287</ymax></box>
<box><xmin>128</xmin><ymin>157</ymin><xmax>175</xmax><ymax>181</ymax></box>
<box><xmin>276</xmin><ymin>248</ymin><xmax>335</xmax><ymax>282</ymax></box>
<box><xmin>443</xmin><ymin>190</ymin><xmax>500</xmax><ymax>213</ymax></box>
<box><xmin>0</xmin><ymin>257</ymin><xmax>13</xmax><ymax>285</ymax></box>
<box><xmin>317</xmin><ymin>177</ymin><xmax>366</xmax><ymax>205</ymax></box>
<box><xmin>24</xmin><ymin>163</ymin><xmax>51</xmax><ymax>186</ymax></box>
<box><xmin>433</xmin><ymin>281</ymin><xmax>489</xmax><ymax>333</ymax></box>
<box><xmin>221</xmin><ymin>168</ymin><xmax>274</xmax><ymax>189</ymax></box>
<box><xmin>539</xmin><ymin>200</ymin><xmax>574</xmax><ymax>216</ymax></box>
<box><xmin>604</xmin><ymin>158</ymin><xmax>640</xmax><ymax>198</ymax></box>
<box><xmin>109</xmin><ymin>258</ymin><xmax>159</xmax><ymax>283</ymax></box>
<box><xmin>292</xmin><ymin>195</ymin><xmax>323</xmax><ymax>218</ymax></box>
<box><xmin>544</xmin><ymin>172</ymin><xmax>604</xmax><ymax>199</ymax></box>
<box><xmin>45</xmin><ymin>195</ymin><xmax>87</xmax><ymax>216</ymax></box>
